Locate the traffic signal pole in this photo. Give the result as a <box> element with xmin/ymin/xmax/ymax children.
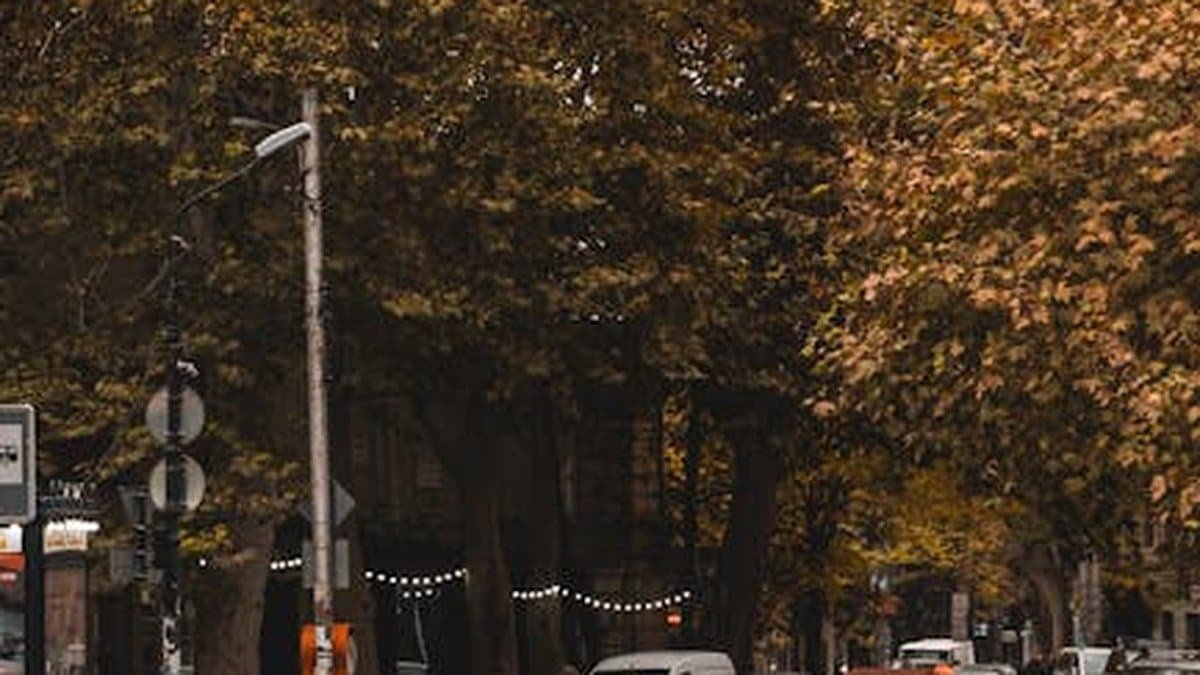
<box><xmin>160</xmin><ymin>218</ymin><xmax>187</xmax><ymax>675</ymax></box>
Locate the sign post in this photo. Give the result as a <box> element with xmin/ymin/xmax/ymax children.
<box><xmin>299</xmin><ymin>479</ymin><xmax>355</xmax><ymax>591</ymax></box>
<box><xmin>0</xmin><ymin>405</ymin><xmax>36</xmax><ymax>524</ymax></box>
<box><xmin>0</xmin><ymin>405</ymin><xmax>37</xmax><ymax>675</ymax></box>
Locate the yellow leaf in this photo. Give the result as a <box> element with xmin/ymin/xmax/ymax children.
<box><xmin>1150</xmin><ymin>474</ymin><xmax>1168</xmax><ymax>502</ymax></box>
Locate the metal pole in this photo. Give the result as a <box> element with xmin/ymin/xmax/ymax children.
<box><xmin>23</xmin><ymin>515</ymin><xmax>44</xmax><ymax>675</ymax></box>
<box><xmin>301</xmin><ymin>87</ymin><xmax>335</xmax><ymax>675</ymax></box>
<box><xmin>683</xmin><ymin>386</ymin><xmax>700</xmax><ymax>644</ymax></box>
<box><xmin>161</xmin><ymin>225</ymin><xmax>186</xmax><ymax>675</ymax></box>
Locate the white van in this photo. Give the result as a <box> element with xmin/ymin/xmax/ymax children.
<box><xmin>590</xmin><ymin>651</ymin><xmax>736</xmax><ymax>675</ymax></box>
<box><xmin>1053</xmin><ymin>648</ymin><xmax>1112</xmax><ymax>675</ymax></box>
<box><xmin>895</xmin><ymin>639</ymin><xmax>977</xmax><ymax>667</ymax></box>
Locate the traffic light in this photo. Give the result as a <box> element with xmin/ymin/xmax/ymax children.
<box><xmin>120</xmin><ymin>486</ymin><xmax>156</xmax><ymax>580</ymax></box>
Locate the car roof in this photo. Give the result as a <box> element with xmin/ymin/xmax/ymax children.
<box><xmin>593</xmin><ymin>651</ymin><xmax>734</xmax><ymax>670</ymax></box>
<box><xmin>1127</xmin><ymin>661</ymin><xmax>1200</xmax><ymax>671</ymax></box>
<box><xmin>901</xmin><ymin>639</ymin><xmax>965</xmax><ymax>650</ymax></box>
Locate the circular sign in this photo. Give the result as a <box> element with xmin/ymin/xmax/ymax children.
<box><xmin>145</xmin><ymin>387</ymin><xmax>205</xmax><ymax>445</ymax></box>
<box><xmin>149</xmin><ymin>454</ymin><xmax>206</xmax><ymax>512</ymax></box>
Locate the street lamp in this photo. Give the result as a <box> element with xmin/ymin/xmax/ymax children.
<box><xmin>211</xmin><ymin>100</ymin><xmax>338</xmax><ymax>675</ymax></box>
<box><xmin>159</xmin><ymin>120</ymin><xmax>310</xmax><ymax>675</ymax></box>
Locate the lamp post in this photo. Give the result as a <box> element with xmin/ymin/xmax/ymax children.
<box><xmin>234</xmin><ymin>92</ymin><xmax>334</xmax><ymax>675</ymax></box>
<box><xmin>160</xmin><ymin>121</ymin><xmax>311</xmax><ymax>675</ymax></box>
<box><xmin>299</xmin><ymin>87</ymin><xmax>337</xmax><ymax>675</ymax></box>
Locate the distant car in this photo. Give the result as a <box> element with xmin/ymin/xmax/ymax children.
<box><xmin>1056</xmin><ymin>647</ymin><xmax>1113</xmax><ymax>675</ymax></box>
<box><xmin>395</xmin><ymin>661</ymin><xmax>429</xmax><ymax>675</ymax></box>
<box><xmin>961</xmin><ymin>663</ymin><xmax>1019</xmax><ymax>675</ymax></box>
<box><xmin>895</xmin><ymin>639</ymin><xmax>977</xmax><ymax>668</ymax></box>
<box><xmin>590</xmin><ymin>650</ymin><xmax>736</xmax><ymax>675</ymax></box>
<box><xmin>1122</xmin><ymin>658</ymin><xmax>1200</xmax><ymax>675</ymax></box>
<box><xmin>1106</xmin><ymin>647</ymin><xmax>1200</xmax><ymax>674</ymax></box>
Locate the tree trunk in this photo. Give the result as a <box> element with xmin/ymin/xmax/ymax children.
<box><xmin>715</xmin><ymin>441</ymin><xmax>784</xmax><ymax>673</ymax></box>
<box><xmin>1023</xmin><ymin>543</ymin><xmax>1069</xmax><ymax>656</ymax></box>
<box><xmin>464</xmin><ymin>399</ymin><xmax>519</xmax><ymax>675</ymax></box>
<box><xmin>682</xmin><ymin>386</ymin><xmax>702</xmax><ymax>644</ymax></box>
<box><xmin>797</xmin><ymin>587</ymin><xmax>827</xmax><ymax>675</ymax></box>
<box><xmin>339</xmin><ymin>520</ymin><xmax>379</xmax><ymax>675</ymax></box>
<box><xmin>525</xmin><ymin>385</ymin><xmax>566</xmax><ymax>675</ymax></box>
<box><xmin>192</xmin><ymin>521</ymin><xmax>273</xmax><ymax>675</ymax></box>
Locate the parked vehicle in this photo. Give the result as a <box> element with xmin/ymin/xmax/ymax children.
<box><xmin>1055</xmin><ymin>647</ymin><xmax>1113</xmax><ymax>675</ymax></box>
<box><xmin>894</xmin><ymin>639</ymin><xmax>977</xmax><ymax>668</ymax></box>
<box><xmin>1104</xmin><ymin>645</ymin><xmax>1200</xmax><ymax>674</ymax></box>
<box><xmin>961</xmin><ymin>663</ymin><xmax>1019</xmax><ymax>675</ymax></box>
<box><xmin>1122</xmin><ymin>656</ymin><xmax>1200</xmax><ymax>675</ymax></box>
<box><xmin>589</xmin><ymin>650</ymin><xmax>736</xmax><ymax>675</ymax></box>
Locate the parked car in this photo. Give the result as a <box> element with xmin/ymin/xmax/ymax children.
<box><xmin>395</xmin><ymin>661</ymin><xmax>429</xmax><ymax>675</ymax></box>
<box><xmin>894</xmin><ymin>639</ymin><xmax>977</xmax><ymax>668</ymax></box>
<box><xmin>1105</xmin><ymin>646</ymin><xmax>1200</xmax><ymax>674</ymax></box>
<box><xmin>590</xmin><ymin>650</ymin><xmax>736</xmax><ymax>675</ymax></box>
<box><xmin>961</xmin><ymin>662</ymin><xmax>1019</xmax><ymax>675</ymax></box>
<box><xmin>1122</xmin><ymin>656</ymin><xmax>1200</xmax><ymax>675</ymax></box>
<box><xmin>1055</xmin><ymin>647</ymin><xmax>1113</xmax><ymax>675</ymax></box>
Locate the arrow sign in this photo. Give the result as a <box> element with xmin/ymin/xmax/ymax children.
<box><xmin>299</xmin><ymin>479</ymin><xmax>355</xmax><ymax>528</ymax></box>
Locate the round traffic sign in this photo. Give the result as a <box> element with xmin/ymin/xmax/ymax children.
<box><xmin>145</xmin><ymin>387</ymin><xmax>205</xmax><ymax>445</ymax></box>
<box><xmin>149</xmin><ymin>454</ymin><xmax>206</xmax><ymax>512</ymax></box>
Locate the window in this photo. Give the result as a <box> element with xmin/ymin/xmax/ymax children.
<box><xmin>1186</xmin><ymin>613</ymin><xmax>1200</xmax><ymax>649</ymax></box>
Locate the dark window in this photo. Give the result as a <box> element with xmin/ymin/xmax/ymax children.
<box><xmin>1186</xmin><ymin>613</ymin><xmax>1200</xmax><ymax>648</ymax></box>
<box><xmin>1163</xmin><ymin>611</ymin><xmax>1176</xmax><ymax>646</ymax></box>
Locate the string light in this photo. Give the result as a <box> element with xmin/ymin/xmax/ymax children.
<box><xmin>267</xmin><ymin>555</ymin><xmax>692</xmax><ymax>614</ymax></box>
<box><xmin>268</xmin><ymin>556</ymin><xmax>304</xmax><ymax>572</ymax></box>
<box><xmin>506</xmin><ymin>582</ymin><xmax>693</xmax><ymax>614</ymax></box>
<box><xmin>363</xmin><ymin>567</ymin><xmax>467</xmax><ymax>589</ymax></box>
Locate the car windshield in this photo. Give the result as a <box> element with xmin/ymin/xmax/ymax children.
<box><xmin>903</xmin><ymin>651</ymin><xmax>951</xmax><ymax>664</ymax></box>
<box><xmin>1084</xmin><ymin>654</ymin><xmax>1110</xmax><ymax>675</ymax></box>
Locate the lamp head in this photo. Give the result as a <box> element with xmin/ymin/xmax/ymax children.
<box><xmin>254</xmin><ymin>122</ymin><xmax>312</xmax><ymax>158</ymax></box>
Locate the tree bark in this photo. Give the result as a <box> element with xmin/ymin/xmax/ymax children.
<box><xmin>464</xmin><ymin>397</ymin><xmax>519</xmax><ymax>675</ymax></box>
<box><xmin>339</xmin><ymin>520</ymin><xmax>379</xmax><ymax>675</ymax></box>
<box><xmin>192</xmin><ymin>521</ymin><xmax>274</xmax><ymax>675</ymax></box>
<box><xmin>1023</xmin><ymin>543</ymin><xmax>1069</xmax><ymax>656</ymax></box>
<box><xmin>524</xmin><ymin>384</ymin><xmax>566</xmax><ymax>675</ymax></box>
<box><xmin>797</xmin><ymin>587</ymin><xmax>827</xmax><ymax>675</ymax></box>
<box><xmin>682</xmin><ymin>385</ymin><xmax>702</xmax><ymax>643</ymax></box>
<box><xmin>715</xmin><ymin>440</ymin><xmax>784</xmax><ymax>673</ymax></box>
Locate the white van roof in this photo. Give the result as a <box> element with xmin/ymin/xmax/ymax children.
<box><xmin>901</xmin><ymin>639</ymin><xmax>967</xmax><ymax>651</ymax></box>
<box><xmin>591</xmin><ymin>651</ymin><xmax>734</xmax><ymax>672</ymax></box>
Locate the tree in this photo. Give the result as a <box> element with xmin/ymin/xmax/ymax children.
<box><xmin>829</xmin><ymin>0</ymin><xmax>1200</xmax><ymax>651</ymax></box>
<box><xmin>337</xmin><ymin>0</ymin><xmax>862</xmax><ymax>670</ymax></box>
<box><xmin>0</xmin><ymin>2</ymin><xmax>356</xmax><ymax>671</ymax></box>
